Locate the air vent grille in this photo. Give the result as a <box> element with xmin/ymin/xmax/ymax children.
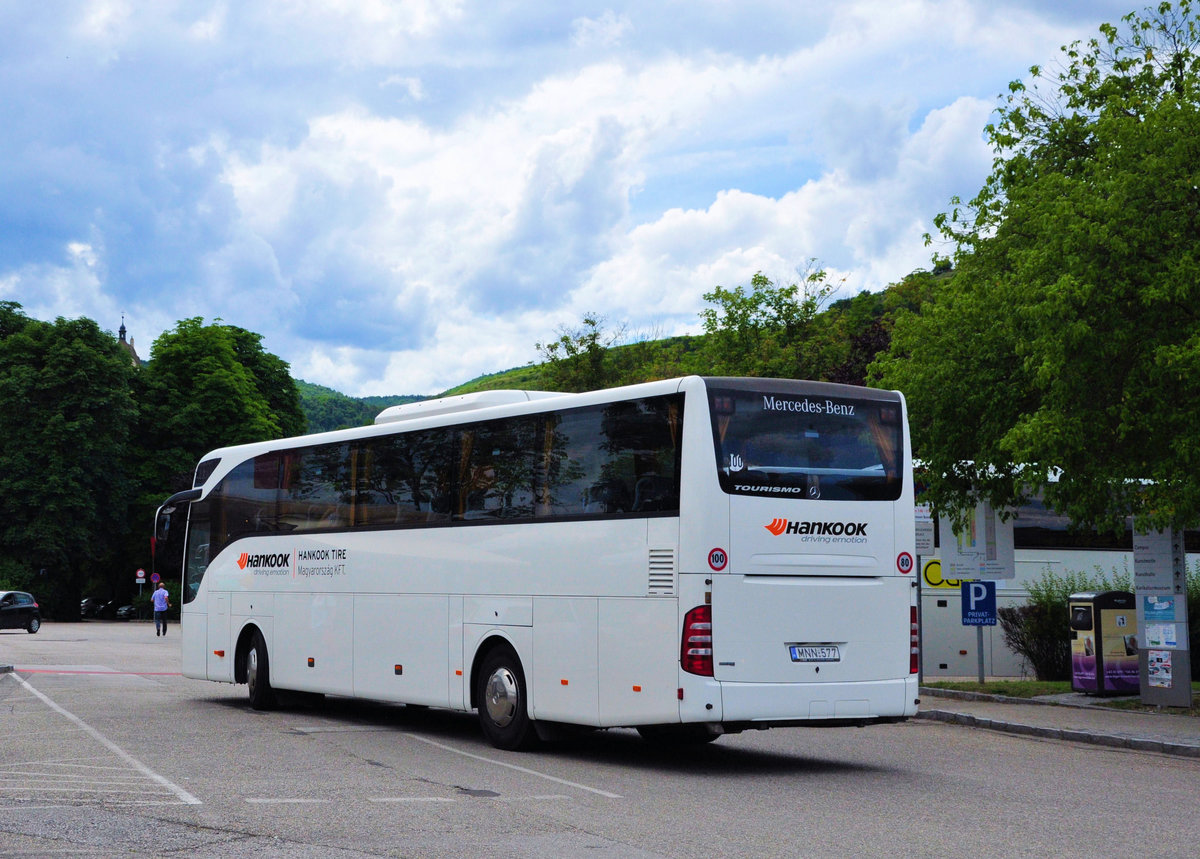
<box><xmin>648</xmin><ymin>548</ymin><xmax>676</xmax><ymax>595</ymax></box>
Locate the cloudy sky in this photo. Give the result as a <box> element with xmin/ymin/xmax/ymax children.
<box><xmin>1</xmin><ymin>0</ymin><xmax>1138</xmax><ymax>396</ymax></box>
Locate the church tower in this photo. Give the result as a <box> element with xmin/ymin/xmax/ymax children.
<box><xmin>118</xmin><ymin>316</ymin><xmax>142</xmax><ymax>367</ymax></box>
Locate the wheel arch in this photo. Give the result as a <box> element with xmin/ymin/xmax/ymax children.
<box><xmin>234</xmin><ymin>622</ymin><xmax>265</xmax><ymax>684</ymax></box>
<box><xmin>468</xmin><ymin>633</ymin><xmax>524</xmax><ymax>711</ymax></box>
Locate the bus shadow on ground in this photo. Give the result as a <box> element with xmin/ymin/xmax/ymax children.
<box><xmin>204</xmin><ymin>691</ymin><xmax>896</xmax><ymax>778</ymax></box>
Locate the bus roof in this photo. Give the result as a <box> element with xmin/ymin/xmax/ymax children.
<box><xmin>374</xmin><ymin>390</ymin><xmax>564</xmax><ymax>424</ymax></box>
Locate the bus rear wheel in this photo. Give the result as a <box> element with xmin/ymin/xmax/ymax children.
<box><xmin>246</xmin><ymin>631</ymin><xmax>277</xmax><ymax>711</ymax></box>
<box><xmin>476</xmin><ymin>646</ymin><xmax>537</xmax><ymax>751</ymax></box>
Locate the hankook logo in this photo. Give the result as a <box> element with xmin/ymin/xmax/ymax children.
<box><xmin>765</xmin><ymin>519</ymin><xmax>868</xmax><ymax>537</ymax></box>
<box><xmin>237</xmin><ymin>551</ymin><xmax>292</xmax><ymax>570</ymax></box>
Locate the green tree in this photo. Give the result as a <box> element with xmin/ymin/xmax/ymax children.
<box><xmin>229</xmin><ymin>326</ymin><xmax>307</xmax><ymax>437</ymax></box>
<box><xmin>0</xmin><ymin>307</ymin><xmax>136</xmax><ymax>616</ymax></box>
<box><xmin>535</xmin><ymin>314</ymin><xmax>623</xmax><ymax>392</ymax></box>
<box><xmin>875</xmin><ymin>2</ymin><xmax>1200</xmax><ymax>533</ymax></box>
<box><xmin>699</xmin><ymin>267</ymin><xmax>835</xmax><ymax>378</ymax></box>
<box><xmin>135</xmin><ymin>318</ymin><xmax>303</xmax><ymax>497</ymax></box>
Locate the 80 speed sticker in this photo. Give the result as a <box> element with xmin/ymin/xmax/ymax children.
<box><xmin>896</xmin><ymin>552</ymin><xmax>914</xmax><ymax>574</ymax></box>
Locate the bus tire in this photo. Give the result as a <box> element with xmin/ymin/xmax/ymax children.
<box><xmin>476</xmin><ymin>646</ymin><xmax>537</xmax><ymax>751</ymax></box>
<box><xmin>636</xmin><ymin>724</ymin><xmax>721</xmax><ymax>745</ymax></box>
<box><xmin>246</xmin><ymin>631</ymin><xmax>277</xmax><ymax>711</ymax></box>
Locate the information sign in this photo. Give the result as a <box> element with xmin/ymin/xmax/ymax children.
<box><xmin>914</xmin><ymin>504</ymin><xmax>934</xmax><ymax>555</ymax></box>
<box><xmin>1134</xmin><ymin>529</ymin><xmax>1192</xmax><ymax>707</ymax></box>
<box><xmin>939</xmin><ymin>502</ymin><xmax>1014</xmax><ymax>580</ymax></box>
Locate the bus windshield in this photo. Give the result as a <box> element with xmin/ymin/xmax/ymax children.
<box><xmin>708</xmin><ymin>383</ymin><xmax>903</xmax><ymax>501</ymax></box>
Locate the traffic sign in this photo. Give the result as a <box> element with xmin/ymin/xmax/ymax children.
<box><xmin>962</xmin><ymin>580</ymin><xmax>997</xmax><ymax>626</ymax></box>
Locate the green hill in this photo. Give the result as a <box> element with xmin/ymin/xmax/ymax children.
<box><xmin>296</xmin><ymin>269</ymin><xmax>948</xmax><ymax>430</ymax></box>
<box><xmin>296</xmin><ymin>380</ymin><xmax>424</xmax><ymax>433</ymax></box>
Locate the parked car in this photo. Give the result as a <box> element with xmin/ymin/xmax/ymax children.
<box><xmin>92</xmin><ymin>600</ymin><xmax>118</xmax><ymax>619</ymax></box>
<box><xmin>0</xmin><ymin>590</ymin><xmax>41</xmax><ymax>633</ymax></box>
<box><xmin>115</xmin><ymin>604</ymin><xmax>137</xmax><ymax>620</ymax></box>
<box><xmin>80</xmin><ymin>596</ymin><xmax>101</xmax><ymax>618</ymax></box>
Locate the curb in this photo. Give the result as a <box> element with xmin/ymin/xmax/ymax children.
<box><xmin>918</xmin><ymin>686</ymin><xmax>1200</xmax><ymax>759</ymax></box>
<box><xmin>914</xmin><ymin>708</ymin><xmax>1200</xmax><ymax>758</ymax></box>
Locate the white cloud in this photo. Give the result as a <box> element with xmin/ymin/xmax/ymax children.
<box><xmin>189</xmin><ymin>3</ymin><xmax>227</xmax><ymax>41</ymax></box>
<box><xmin>571</xmin><ymin>11</ymin><xmax>633</xmax><ymax>48</ymax></box>
<box><xmin>77</xmin><ymin>0</ymin><xmax>133</xmax><ymax>42</ymax></box>
<box><xmin>0</xmin><ymin>0</ymin><xmax>1141</xmax><ymax>395</ymax></box>
<box><xmin>1</xmin><ymin>240</ymin><xmax>111</xmax><ymax>328</ymax></box>
<box><xmin>200</xmin><ymin>3</ymin><xmax>1102</xmax><ymax>393</ymax></box>
<box><xmin>380</xmin><ymin>75</ymin><xmax>425</xmax><ymax>101</ymax></box>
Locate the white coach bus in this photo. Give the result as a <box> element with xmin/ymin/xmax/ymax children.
<box><xmin>154</xmin><ymin>376</ymin><xmax>919</xmax><ymax>749</ymax></box>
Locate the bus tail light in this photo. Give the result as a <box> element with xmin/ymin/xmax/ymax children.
<box><xmin>910</xmin><ymin>606</ymin><xmax>919</xmax><ymax>674</ymax></box>
<box><xmin>681</xmin><ymin>605</ymin><xmax>713</xmax><ymax>676</ymax></box>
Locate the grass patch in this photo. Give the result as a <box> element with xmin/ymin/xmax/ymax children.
<box><xmin>924</xmin><ymin>680</ymin><xmax>1070</xmax><ymax>698</ymax></box>
<box><xmin>925</xmin><ymin>680</ymin><xmax>1200</xmax><ymax>716</ymax></box>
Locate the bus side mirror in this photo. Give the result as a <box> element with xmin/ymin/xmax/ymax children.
<box><xmin>155</xmin><ymin>510</ymin><xmax>172</xmax><ymax>542</ymax></box>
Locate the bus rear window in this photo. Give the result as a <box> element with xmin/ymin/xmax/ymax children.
<box><xmin>708</xmin><ymin>385</ymin><xmax>903</xmax><ymax>501</ymax></box>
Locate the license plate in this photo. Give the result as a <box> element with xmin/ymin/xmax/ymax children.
<box><xmin>789</xmin><ymin>645</ymin><xmax>841</xmax><ymax>663</ymax></box>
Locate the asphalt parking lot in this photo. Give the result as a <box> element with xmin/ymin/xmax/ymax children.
<box><xmin>3</xmin><ymin>622</ymin><xmax>1198</xmax><ymax>858</ymax></box>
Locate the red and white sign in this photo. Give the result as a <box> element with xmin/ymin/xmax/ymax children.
<box><xmin>708</xmin><ymin>548</ymin><xmax>729</xmax><ymax>571</ymax></box>
<box><xmin>896</xmin><ymin>552</ymin><xmax>914</xmax><ymax>574</ymax></box>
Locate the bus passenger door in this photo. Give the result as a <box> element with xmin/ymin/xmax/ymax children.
<box><xmin>449</xmin><ymin>597</ymin><xmax>465</xmax><ymax>709</ymax></box>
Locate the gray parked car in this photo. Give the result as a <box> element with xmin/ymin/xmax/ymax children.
<box><xmin>0</xmin><ymin>590</ymin><xmax>41</xmax><ymax>633</ymax></box>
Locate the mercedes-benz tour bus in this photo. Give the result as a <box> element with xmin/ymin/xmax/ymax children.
<box><xmin>154</xmin><ymin>376</ymin><xmax>919</xmax><ymax>749</ymax></box>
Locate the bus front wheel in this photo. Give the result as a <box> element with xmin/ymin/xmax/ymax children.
<box><xmin>246</xmin><ymin>631</ymin><xmax>277</xmax><ymax>711</ymax></box>
<box><xmin>476</xmin><ymin>646</ymin><xmax>537</xmax><ymax>751</ymax></box>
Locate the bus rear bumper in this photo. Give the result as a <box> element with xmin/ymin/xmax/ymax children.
<box><xmin>715</xmin><ymin>675</ymin><xmax>919</xmax><ymax>724</ymax></box>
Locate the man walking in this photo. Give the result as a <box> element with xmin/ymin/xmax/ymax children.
<box><xmin>152</xmin><ymin>581</ymin><xmax>171</xmax><ymax>636</ymax></box>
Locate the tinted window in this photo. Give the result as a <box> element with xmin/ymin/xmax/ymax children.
<box><xmin>197</xmin><ymin>393</ymin><xmax>684</xmax><ymax>562</ymax></box>
<box><xmin>1012</xmin><ymin>497</ymin><xmax>1132</xmax><ymax>551</ymax></box>
<box><xmin>1010</xmin><ymin>496</ymin><xmax>1200</xmax><ymax>551</ymax></box>
<box><xmin>184</xmin><ymin>500</ymin><xmax>210</xmax><ymax>604</ymax></box>
<box><xmin>358</xmin><ymin>428</ymin><xmax>458</xmax><ymax>527</ymax></box>
<box><xmin>542</xmin><ymin>398</ymin><xmax>682</xmax><ymax>516</ymax></box>
<box><xmin>709</xmin><ymin>385</ymin><xmax>903</xmax><ymax>501</ymax></box>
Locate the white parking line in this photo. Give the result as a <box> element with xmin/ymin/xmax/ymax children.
<box><xmin>289</xmin><ymin>724</ymin><xmax>622</xmax><ymax>800</ymax></box>
<box><xmin>366</xmin><ymin>794</ymin><xmax>568</xmax><ymax>804</ymax></box>
<box><xmin>10</xmin><ymin>673</ymin><xmax>202</xmax><ymax>806</ymax></box>
<box><xmin>403</xmin><ymin>734</ymin><xmax>622</xmax><ymax>799</ymax></box>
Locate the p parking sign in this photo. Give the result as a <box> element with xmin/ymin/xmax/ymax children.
<box><xmin>962</xmin><ymin>580</ymin><xmax>997</xmax><ymax>626</ymax></box>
